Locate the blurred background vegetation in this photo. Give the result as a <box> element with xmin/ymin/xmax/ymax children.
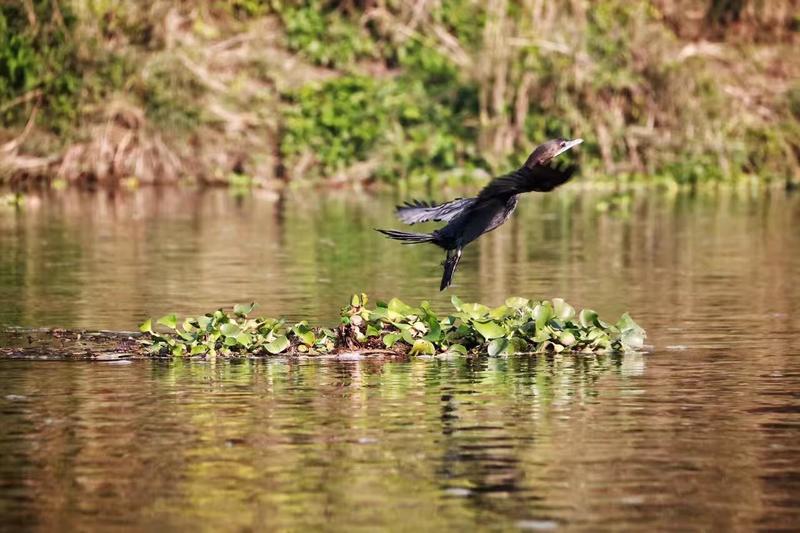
<box><xmin>1</xmin><ymin>0</ymin><xmax>798</xmax><ymax>189</ymax></box>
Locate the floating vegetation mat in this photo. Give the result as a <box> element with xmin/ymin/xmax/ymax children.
<box><xmin>137</xmin><ymin>295</ymin><xmax>645</xmax><ymax>359</ymax></box>
<box><xmin>0</xmin><ymin>328</ymin><xmax>141</xmax><ymax>361</ymax></box>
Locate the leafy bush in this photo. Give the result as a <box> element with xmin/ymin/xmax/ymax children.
<box><xmin>0</xmin><ymin>1</ymin><xmax>80</xmax><ymax>132</ymax></box>
<box><xmin>281</xmin><ymin>74</ymin><xmax>483</xmax><ymax>181</ymax></box>
<box><xmin>139</xmin><ymin>294</ymin><xmax>645</xmax><ymax>358</ymax></box>
<box><xmin>272</xmin><ymin>0</ymin><xmax>378</xmax><ymax>68</ymax></box>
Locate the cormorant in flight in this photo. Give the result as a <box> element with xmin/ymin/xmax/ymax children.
<box><xmin>377</xmin><ymin>138</ymin><xmax>583</xmax><ymax>290</ymax></box>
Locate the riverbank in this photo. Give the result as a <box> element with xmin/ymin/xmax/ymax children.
<box><xmin>2</xmin><ymin>1</ymin><xmax>798</xmax><ymax>189</ymax></box>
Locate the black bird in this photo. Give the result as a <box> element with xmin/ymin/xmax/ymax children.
<box><xmin>377</xmin><ymin>138</ymin><xmax>583</xmax><ymax>290</ymax></box>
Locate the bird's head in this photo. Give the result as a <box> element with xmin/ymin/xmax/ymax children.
<box><xmin>524</xmin><ymin>138</ymin><xmax>583</xmax><ymax>168</ymax></box>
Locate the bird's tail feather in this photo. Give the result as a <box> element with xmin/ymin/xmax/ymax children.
<box><xmin>376</xmin><ymin>229</ymin><xmax>434</xmax><ymax>244</ymax></box>
<box><xmin>440</xmin><ymin>248</ymin><xmax>462</xmax><ymax>291</ymax></box>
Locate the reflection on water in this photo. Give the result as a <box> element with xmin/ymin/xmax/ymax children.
<box><xmin>1</xmin><ymin>187</ymin><xmax>800</xmax><ymax>529</ymax></box>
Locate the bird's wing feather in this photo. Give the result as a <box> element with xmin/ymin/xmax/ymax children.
<box><xmin>395</xmin><ymin>197</ymin><xmax>476</xmax><ymax>225</ymax></box>
<box><xmin>477</xmin><ymin>162</ymin><xmax>577</xmax><ymax>200</ymax></box>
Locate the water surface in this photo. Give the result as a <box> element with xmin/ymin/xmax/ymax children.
<box><xmin>1</xmin><ymin>187</ymin><xmax>799</xmax><ymax>530</ymax></box>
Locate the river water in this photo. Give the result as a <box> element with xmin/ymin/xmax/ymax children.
<box><xmin>1</xmin><ymin>187</ymin><xmax>799</xmax><ymax>530</ymax></box>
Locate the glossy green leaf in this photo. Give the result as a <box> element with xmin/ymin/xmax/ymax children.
<box><xmin>197</xmin><ymin>316</ymin><xmax>212</xmax><ymax>331</ymax></box>
<box><xmin>553</xmin><ymin>298</ymin><xmax>576</xmax><ymax>320</ymax></box>
<box><xmin>490</xmin><ymin>305</ymin><xmax>511</xmax><ymax>320</ymax></box>
<box><xmin>473</xmin><ymin>320</ymin><xmax>505</xmax><ymax>340</ymax></box>
<box><xmin>461</xmin><ymin>302</ymin><xmax>490</xmax><ymax>319</ymax></box>
<box><xmin>579</xmin><ymin>309</ymin><xmax>599</xmax><ymax>328</ymax></box>
<box><xmin>487</xmin><ymin>338</ymin><xmax>509</xmax><ymax>356</ymax></box>
<box><xmin>224</xmin><ymin>336</ymin><xmax>239</xmax><ymax>346</ymax></box>
<box><xmin>533</xmin><ymin>303</ymin><xmax>553</xmax><ymax>329</ymax></box>
<box><xmin>388</xmin><ymin>298</ymin><xmax>414</xmax><ymax>316</ymax></box>
<box><xmin>423</xmin><ymin>320</ymin><xmax>442</xmax><ymax>342</ymax></box>
<box><xmin>190</xmin><ymin>345</ymin><xmax>208</xmax><ymax>355</ymax></box>
<box><xmin>446</xmin><ymin>343</ymin><xmax>467</xmax><ymax>355</ymax></box>
<box><xmin>559</xmin><ymin>330</ymin><xmax>577</xmax><ymax>346</ymax></box>
<box><xmin>383</xmin><ymin>333</ymin><xmax>401</xmax><ymax>348</ymax></box>
<box><xmin>157</xmin><ymin>314</ymin><xmax>178</xmax><ymax>330</ymax></box>
<box><xmin>265</xmin><ymin>335</ymin><xmax>290</xmax><ymax>354</ymax></box>
<box><xmin>233</xmin><ymin>302</ymin><xmax>256</xmax><ymax>316</ymax></box>
<box><xmin>505</xmin><ymin>296</ymin><xmax>529</xmax><ymax>309</ymax></box>
<box><xmin>220</xmin><ymin>323</ymin><xmax>241</xmax><ymax>337</ymax></box>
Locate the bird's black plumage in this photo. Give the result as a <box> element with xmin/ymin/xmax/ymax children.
<box><xmin>377</xmin><ymin>138</ymin><xmax>582</xmax><ymax>290</ymax></box>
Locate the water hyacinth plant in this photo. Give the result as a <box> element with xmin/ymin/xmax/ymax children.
<box><xmin>139</xmin><ymin>295</ymin><xmax>645</xmax><ymax>358</ymax></box>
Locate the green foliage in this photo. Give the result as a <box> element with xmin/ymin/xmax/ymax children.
<box><xmin>0</xmin><ymin>1</ymin><xmax>80</xmax><ymax>132</ymax></box>
<box><xmin>138</xmin><ymin>294</ymin><xmax>645</xmax><ymax>358</ymax></box>
<box><xmin>138</xmin><ymin>302</ymin><xmax>337</xmax><ymax>357</ymax></box>
<box><xmin>5</xmin><ymin>0</ymin><xmax>797</xmax><ymax>186</ymax></box>
<box><xmin>281</xmin><ymin>76</ymin><xmax>387</xmax><ymax>174</ymax></box>
<box><xmin>272</xmin><ymin>0</ymin><xmax>377</xmax><ymax>68</ymax></box>
<box><xmin>281</xmin><ymin>74</ymin><xmax>483</xmax><ymax>181</ymax></box>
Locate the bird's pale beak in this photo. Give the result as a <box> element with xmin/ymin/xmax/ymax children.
<box><xmin>555</xmin><ymin>138</ymin><xmax>583</xmax><ymax>157</ymax></box>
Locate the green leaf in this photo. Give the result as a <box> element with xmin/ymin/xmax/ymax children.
<box><xmin>220</xmin><ymin>323</ymin><xmax>241</xmax><ymax>337</ymax></box>
<box><xmin>490</xmin><ymin>305</ymin><xmax>512</xmax><ymax>320</ymax></box>
<box><xmin>553</xmin><ymin>298</ymin><xmax>575</xmax><ymax>320</ymax></box>
<box><xmin>388</xmin><ymin>298</ymin><xmax>414</xmax><ymax>316</ymax></box>
<box><xmin>533</xmin><ymin>303</ymin><xmax>553</xmax><ymax>329</ymax></box>
<box><xmin>197</xmin><ymin>316</ymin><xmax>212</xmax><ymax>331</ymax></box>
<box><xmin>451</xmin><ymin>295</ymin><xmax>464</xmax><ymax>311</ymax></box>
<box><xmin>446</xmin><ymin>343</ymin><xmax>467</xmax><ymax>355</ymax></box>
<box><xmin>236</xmin><ymin>332</ymin><xmax>252</xmax><ymax>347</ymax></box>
<box><xmin>487</xmin><ymin>338</ymin><xmax>509</xmax><ymax>356</ymax></box>
<box><xmin>473</xmin><ymin>320</ymin><xmax>505</xmax><ymax>340</ymax></box>
<box><xmin>139</xmin><ymin>319</ymin><xmax>153</xmax><ymax>334</ymax></box>
<box><xmin>190</xmin><ymin>345</ymin><xmax>208</xmax><ymax>355</ymax></box>
<box><xmin>292</xmin><ymin>322</ymin><xmax>316</xmax><ymax>345</ymax></box>
<box><xmin>409</xmin><ymin>339</ymin><xmax>435</xmax><ymax>355</ymax></box>
<box><xmin>462</xmin><ymin>302</ymin><xmax>490</xmax><ymax>319</ymax></box>
<box><xmin>505</xmin><ymin>297</ymin><xmax>529</xmax><ymax>309</ymax></box>
<box><xmin>157</xmin><ymin>314</ymin><xmax>178</xmax><ymax>330</ymax></box>
<box><xmin>382</xmin><ymin>333</ymin><xmax>401</xmax><ymax>348</ymax></box>
<box><xmin>234</xmin><ymin>302</ymin><xmax>256</xmax><ymax>316</ymax></box>
<box><xmin>365</xmin><ymin>324</ymin><xmax>380</xmax><ymax>338</ymax></box>
<box><xmin>265</xmin><ymin>335</ymin><xmax>290</xmax><ymax>354</ymax></box>
<box><xmin>171</xmin><ymin>344</ymin><xmax>187</xmax><ymax>357</ymax></box>
<box><xmin>558</xmin><ymin>330</ymin><xmax>577</xmax><ymax>346</ymax></box>
<box><xmin>224</xmin><ymin>336</ymin><xmax>239</xmax><ymax>346</ymax></box>
<box><xmin>423</xmin><ymin>320</ymin><xmax>442</xmax><ymax>342</ymax></box>
<box><xmin>617</xmin><ymin>312</ymin><xmax>645</xmax><ymax>334</ymax></box>
<box><xmin>297</xmin><ymin>330</ymin><xmax>316</xmax><ymax>345</ymax></box>
<box><xmin>579</xmin><ymin>309</ymin><xmax>599</xmax><ymax>328</ymax></box>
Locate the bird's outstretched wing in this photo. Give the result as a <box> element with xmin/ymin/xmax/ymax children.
<box><xmin>477</xmin><ymin>162</ymin><xmax>577</xmax><ymax>200</ymax></box>
<box><xmin>395</xmin><ymin>197</ymin><xmax>476</xmax><ymax>225</ymax></box>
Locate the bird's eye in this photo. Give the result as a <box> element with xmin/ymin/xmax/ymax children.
<box><xmin>560</xmin><ymin>141</ymin><xmax>566</xmax><ymax>148</ymax></box>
